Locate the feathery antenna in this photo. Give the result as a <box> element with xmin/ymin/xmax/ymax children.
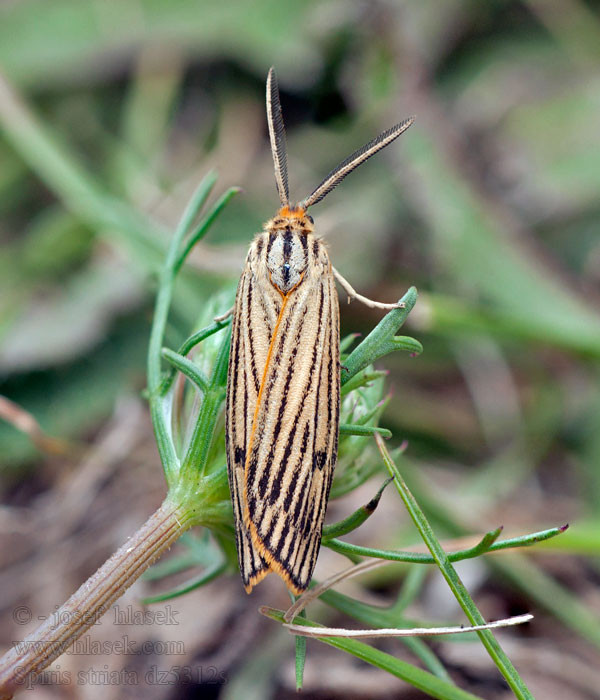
<box><xmin>300</xmin><ymin>117</ymin><xmax>415</xmax><ymax>209</ymax></box>
<box><xmin>266</xmin><ymin>67</ymin><xmax>290</xmax><ymax>206</ymax></box>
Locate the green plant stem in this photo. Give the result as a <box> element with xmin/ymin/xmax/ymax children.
<box><xmin>147</xmin><ymin>172</ymin><xmax>217</xmax><ymax>482</ymax></box>
<box><xmin>158</xmin><ymin>319</ymin><xmax>231</xmax><ymax>395</ymax></box>
<box><xmin>179</xmin><ymin>328</ymin><xmax>230</xmax><ymax>481</ymax></box>
<box><xmin>174</xmin><ymin>187</ymin><xmax>241</xmax><ymax>273</ymax></box>
<box><xmin>146</xmin><ymin>171</ymin><xmax>216</xmax><ymax>393</ymax></box>
<box><xmin>375</xmin><ymin>434</ymin><xmax>533</xmax><ymax>700</ymax></box>
<box><xmin>162</xmin><ymin>348</ymin><xmax>210</xmax><ymax>392</ymax></box>
<box><xmin>0</xmin><ymin>497</ymin><xmax>194</xmax><ymax>698</ymax></box>
<box><xmin>176</xmin><ymin>320</ymin><xmax>232</xmax><ymax>359</ymax></box>
<box><xmin>324</xmin><ymin>525</ymin><xmax>563</xmax><ymax>562</ymax></box>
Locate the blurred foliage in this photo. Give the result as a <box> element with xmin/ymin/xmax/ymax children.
<box><xmin>1</xmin><ymin>0</ymin><xmax>600</xmax><ymax>696</ymax></box>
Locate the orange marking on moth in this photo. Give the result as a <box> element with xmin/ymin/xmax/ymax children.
<box><xmin>244</xmin><ymin>567</ymin><xmax>270</xmax><ymax>594</ymax></box>
<box><xmin>278</xmin><ymin>204</ymin><xmax>305</xmax><ymax>218</ymax></box>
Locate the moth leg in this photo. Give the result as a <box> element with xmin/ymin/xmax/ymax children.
<box><xmin>332</xmin><ymin>266</ymin><xmax>405</xmax><ymax>311</ymax></box>
<box><xmin>214</xmin><ymin>305</ymin><xmax>235</xmax><ymax>323</ymax></box>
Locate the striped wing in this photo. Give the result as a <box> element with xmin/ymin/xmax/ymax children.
<box><xmin>226</xmin><ymin>240</ymin><xmax>282</xmax><ymax>592</ymax></box>
<box><xmin>226</xmin><ymin>234</ymin><xmax>340</xmax><ymax>594</ymax></box>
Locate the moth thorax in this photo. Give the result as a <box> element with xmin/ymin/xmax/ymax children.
<box><xmin>267</xmin><ymin>229</ymin><xmax>309</xmax><ymax>294</ymax></box>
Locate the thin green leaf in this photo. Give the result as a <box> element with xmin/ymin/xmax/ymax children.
<box><xmin>323</xmin><ymin>478</ymin><xmax>392</xmax><ymax>540</ymax></box>
<box><xmin>161</xmin><ymin>348</ymin><xmax>209</xmax><ymax>393</ymax></box>
<box><xmin>339</xmin><ymin>332</ymin><xmax>361</xmax><ymax>354</ymax></box>
<box><xmin>341</xmin><ymin>287</ymin><xmax>421</xmax><ymax>385</ymax></box>
<box><xmin>178</xmin><ymin>320</ymin><xmax>232</xmax><ymax>358</ymax></box>
<box><xmin>141</xmin><ymin>562</ymin><xmax>227</xmax><ymax>604</ymax></box>
<box><xmin>174</xmin><ymin>187</ymin><xmax>241</xmax><ymax>273</ymax></box>
<box><xmin>324</xmin><ymin>525</ymin><xmax>563</xmax><ymax>563</ymax></box>
<box><xmin>341</xmin><ymin>369</ymin><xmax>388</xmax><ymax>396</ymax></box>
<box><xmin>158</xmin><ymin>318</ymin><xmax>231</xmax><ymax>396</ymax></box>
<box><xmin>339</xmin><ymin>423</ymin><xmax>391</xmax><ymax>438</ymax></box>
<box><xmin>142</xmin><ymin>554</ymin><xmax>202</xmax><ymax>581</ymax></box>
<box><xmin>147</xmin><ymin>172</ymin><xmax>219</xmax><ymax>481</ymax></box>
<box><xmin>392</xmin><ymin>565</ymin><xmax>429</xmax><ymax>614</ymax></box>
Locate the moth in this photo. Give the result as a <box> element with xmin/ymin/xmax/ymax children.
<box><xmin>224</xmin><ymin>68</ymin><xmax>413</xmax><ymax>594</ymax></box>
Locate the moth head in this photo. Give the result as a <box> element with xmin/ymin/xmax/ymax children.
<box><xmin>266</xmin><ymin>66</ymin><xmax>415</xmax><ymax>215</ymax></box>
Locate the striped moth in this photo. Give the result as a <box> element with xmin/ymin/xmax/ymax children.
<box><xmin>225</xmin><ymin>68</ymin><xmax>413</xmax><ymax>594</ymax></box>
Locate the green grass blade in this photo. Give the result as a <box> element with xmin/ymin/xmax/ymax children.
<box><xmin>375</xmin><ymin>435</ymin><xmax>534</xmax><ymax>700</ymax></box>
<box><xmin>261</xmin><ymin>607</ymin><xmax>484</xmax><ymax>700</ymax></box>
<box><xmin>318</xmin><ymin>588</ymin><xmax>450</xmax><ymax>681</ymax></box>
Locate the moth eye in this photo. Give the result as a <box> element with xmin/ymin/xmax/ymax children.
<box><xmin>307</xmin><ymin>215</ymin><xmax>314</xmax><ymax>224</ymax></box>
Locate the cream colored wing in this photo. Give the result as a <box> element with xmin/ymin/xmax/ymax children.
<box><xmin>242</xmin><ymin>237</ymin><xmax>340</xmax><ymax>594</ymax></box>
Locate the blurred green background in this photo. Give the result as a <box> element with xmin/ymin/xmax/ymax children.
<box><xmin>1</xmin><ymin>1</ymin><xmax>600</xmax><ymax>698</ymax></box>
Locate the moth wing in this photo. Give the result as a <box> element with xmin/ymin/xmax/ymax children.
<box><xmin>226</xmin><ymin>238</ymin><xmax>282</xmax><ymax>592</ymax></box>
<box><xmin>244</xmin><ymin>245</ymin><xmax>340</xmax><ymax>594</ymax></box>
